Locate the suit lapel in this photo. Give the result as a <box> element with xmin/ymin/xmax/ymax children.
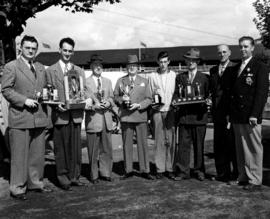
<box><xmin>17</xmin><ymin>58</ymin><xmax>36</xmax><ymax>84</ymax></box>
<box><xmin>55</xmin><ymin>62</ymin><xmax>64</xmax><ymax>82</ymax></box>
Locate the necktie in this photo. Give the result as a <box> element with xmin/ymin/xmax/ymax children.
<box><xmin>238</xmin><ymin>61</ymin><xmax>245</xmax><ymax>77</ymax></box>
<box><xmin>29</xmin><ymin>61</ymin><xmax>36</xmax><ymax>78</ymax></box>
<box><xmin>130</xmin><ymin>77</ymin><xmax>134</xmax><ymax>89</ymax></box>
<box><xmin>97</xmin><ymin>77</ymin><xmax>101</xmax><ymax>91</ymax></box>
<box><xmin>219</xmin><ymin>66</ymin><xmax>225</xmax><ymax>76</ymax></box>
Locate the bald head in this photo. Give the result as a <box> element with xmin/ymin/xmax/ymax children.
<box><xmin>217</xmin><ymin>44</ymin><xmax>231</xmax><ymax>64</ymax></box>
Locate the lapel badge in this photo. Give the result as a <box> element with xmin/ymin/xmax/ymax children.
<box><xmin>246</xmin><ymin>76</ymin><xmax>253</xmax><ymax>86</ymax></box>
<box><xmin>247</xmin><ymin>67</ymin><xmax>250</xmax><ymax>72</ymax></box>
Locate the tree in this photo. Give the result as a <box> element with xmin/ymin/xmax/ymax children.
<box><xmin>0</xmin><ymin>0</ymin><xmax>120</xmax><ymax>63</ymax></box>
<box><xmin>253</xmin><ymin>0</ymin><xmax>270</xmax><ymax>49</ymax></box>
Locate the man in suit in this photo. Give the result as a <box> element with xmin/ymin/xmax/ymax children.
<box><xmin>84</xmin><ymin>55</ymin><xmax>114</xmax><ymax>184</ymax></box>
<box><xmin>114</xmin><ymin>54</ymin><xmax>154</xmax><ymax>180</ymax></box>
<box><xmin>2</xmin><ymin>35</ymin><xmax>51</xmax><ymax>200</ymax></box>
<box><xmin>209</xmin><ymin>44</ymin><xmax>238</xmax><ymax>182</ymax></box>
<box><xmin>148</xmin><ymin>51</ymin><xmax>176</xmax><ymax>180</ymax></box>
<box><xmin>46</xmin><ymin>37</ymin><xmax>86</xmax><ymax>190</ymax></box>
<box><xmin>230</xmin><ymin>36</ymin><xmax>269</xmax><ymax>191</ymax></box>
<box><xmin>173</xmin><ymin>48</ymin><xmax>209</xmax><ymax>181</ymax></box>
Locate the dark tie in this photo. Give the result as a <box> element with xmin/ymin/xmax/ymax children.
<box><xmin>29</xmin><ymin>61</ymin><xmax>36</xmax><ymax>78</ymax></box>
<box><xmin>97</xmin><ymin>77</ymin><xmax>101</xmax><ymax>91</ymax></box>
<box><xmin>130</xmin><ymin>77</ymin><xmax>134</xmax><ymax>89</ymax></box>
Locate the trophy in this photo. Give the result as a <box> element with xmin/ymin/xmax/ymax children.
<box><xmin>97</xmin><ymin>89</ymin><xmax>105</xmax><ymax>103</ymax></box>
<box><xmin>153</xmin><ymin>88</ymin><xmax>162</xmax><ymax>105</ymax></box>
<box><xmin>41</xmin><ymin>84</ymin><xmax>60</xmax><ymax>104</ymax></box>
<box><xmin>185</xmin><ymin>80</ymin><xmax>194</xmax><ymax>101</ymax></box>
<box><xmin>178</xmin><ymin>84</ymin><xmax>184</xmax><ymax>102</ymax></box>
<box><xmin>195</xmin><ymin>82</ymin><xmax>202</xmax><ymax>100</ymax></box>
<box><xmin>120</xmin><ymin>83</ymin><xmax>132</xmax><ymax>109</ymax></box>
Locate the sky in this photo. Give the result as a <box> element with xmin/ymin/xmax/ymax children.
<box><xmin>20</xmin><ymin>0</ymin><xmax>260</xmax><ymax>52</ymax></box>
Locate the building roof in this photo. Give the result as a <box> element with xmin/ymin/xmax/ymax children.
<box><xmin>36</xmin><ymin>44</ymin><xmax>270</xmax><ymax>67</ymax></box>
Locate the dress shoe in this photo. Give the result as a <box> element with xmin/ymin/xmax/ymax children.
<box><xmin>10</xmin><ymin>193</ymin><xmax>27</xmax><ymax>201</ymax></box>
<box><xmin>100</xmin><ymin>176</ymin><xmax>113</xmax><ymax>182</ymax></box>
<box><xmin>29</xmin><ymin>186</ymin><xmax>53</xmax><ymax>193</ymax></box>
<box><xmin>196</xmin><ymin>172</ymin><xmax>205</xmax><ymax>181</ymax></box>
<box><xmin>243</xmin><ymin>184</ymin><xmax>262</xmax><ymax>192</ymax></box>
<box><xmin>121</xmin><ymin>172</ymin><xmax>133</xmax><ymax>180</ymax></box>
<box><xmin>174</xmin><ymin>173</ymin><xmax>190</xmax><ymax>181</ymax></box>
<box><xmin>60</xmin><ymin>184</ymin><xmax>72</xmax><ymax>191</ymax></box>
<box><xmin>71</xmin><ymin>181</ymin><xmax>85</xmax><ymax>186</ymax></box>
<box><xmin>166</xmin><ymin>172</ymin><xmax>176</xmax><ymax>180</ymax></box>
<box><xmin>91</xmin><ymin>179</ymin><xmax>99</xmax><ymax>184</ymax></box>
<box><xmin>237</xmin><ymin>181</ymin><xmax>249</xmax><ymax>186</ymax></box>
<box><xmin>214</xmin><ymin>175</ymin><xmax>230</xmax><ymax>183</ymax></box>
<box><xmin>156</xmin><ymin>173</ymin><xmax>164</xmax><ymax>180</ymax></box>
<box><xmin>141</xmin><ymin>173</ymin><xmax>155</xmax><ymax>180</ymax></box>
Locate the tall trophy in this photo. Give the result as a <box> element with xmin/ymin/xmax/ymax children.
<box><xmin>195</xmin><ymin>82</ymin><xmax>202</xmax><ymax>100</ymax></box>
<box><xmin>153</xmin><ymin>88</ymin><xmax>162</xmax><ymax>105</ymax></box>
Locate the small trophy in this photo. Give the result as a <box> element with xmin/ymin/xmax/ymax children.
<box><xmin>185</xmin><ymin>81</ymin><xmax>193</xmax><ymax>101</ymax></box>
<box><xmin>97</xmin><ymin>89</ymin><xmax>105</xmax><ymax>103</ymax></box>
<box><xmin>195</xmin><ymin>82</ymin><xmax>202</xmax><ymax>100</ymax></box>
<box><xmin>178</xmin><ymin>84</ymin><xmax>183</xmax><ymax>102</ymax></box>
<box><xmin>153</xmin><ymin>88</ymin><xmax>162</xmax><ymax>105</ymax></box>
<box><xmin>120</xmin><ymin>83</ymin><xmax>131</xmax><ymax>109</ymax></box>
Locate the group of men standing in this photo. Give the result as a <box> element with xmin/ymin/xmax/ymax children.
<box><xmin>0</xmin><ymin>34</ymin><xmax>269</xmax><ymax>201</ymax></box>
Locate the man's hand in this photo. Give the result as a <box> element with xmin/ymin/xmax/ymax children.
<box><xmin>122</xmin><ymin>94</ymin><xmax>130</xmax><ymax>102</ymax></box>
<box><xmin>249</xmin><ymin>117</ymin><xmax>258</xmax><ymax>126</ymax></box>
<box><xmin>58</xmin><ymin>104</ymin><xmax>67</xmax><ymax>112</ymax></box>
<box><xmin>206</xmin><ymin>98</ymin><xmax>212</xmax><ymax>106</ymax></box>
<box><xmin>25</xmin><ymin>99</ymin><xmax>38</xmax><ymax>108</ymax></box>
<box><xmin>129</xmin><ymin>103</ymin><xmax>141</xmax><ymax>110</ymax></box>
<box><xmin>100</xmin><ymin>100</ymin><xmax>111</xmax><ymax>109</ymax></box>
<box><xmin>84</xmin><ymin>98</ymin><xmax>93</xmax><ymax>110</ymax></box>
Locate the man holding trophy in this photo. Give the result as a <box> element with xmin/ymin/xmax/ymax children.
<box><xmin>46</xmin><ymin>37</ymin><xmax>86</xmax><ymax>190</ymax></box>
<box><xmin>173</xmin><ymin>48</ymin><xmax>209</xmax><ymax>181</ymax></box>
<box><xmin>148</xmin><ymin>51</ymin><xmax>176</xmax><ymax>180</ymax></box>
<box><xmin>84</xmin><ymin>55</ymin><xmax>114</xmax><ymax>184</ymax></box>
<box><xmin>114</xmin><ymin>55</ymin><xmax>154</xmax><ymax>180</ymax></box>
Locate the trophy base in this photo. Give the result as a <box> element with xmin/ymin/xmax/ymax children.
<box><xmin>173</xmin><ymin>99</ymin><xmax>206</xmax><ymax>106</ymax></box>
<box><xmin>65</xmin><ymin>102</ymin><xmax>86</xmax><ymax>110</ymax></box>
<box><xmin>42</xmin><ymin>101</ymin><xmax>65</xmax><ymax>105</ymax></box>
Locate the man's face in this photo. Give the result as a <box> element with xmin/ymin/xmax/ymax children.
<box><xmin>185</xmin><ymin>58</ymin><xmax>199</xmax><ymax>71</ymax></box>
<box><xmin>127</xmin><ymin>64</ymin><xmax>138</xmax><ymax>76</ymax></box>
<box><xmin>59</xmin><ymin>42</ymin><xmax>74</xmax><ymax>63</ymax></box>
<box><xmin>239</xmin><ymin>40</ymin><xmax>254</xmax><ymax>60</ymax></box>
<box><xmin>21</xmin><ymin>41</ymin><xmax>38</xmax><ymax>61</ymax></box>
<box><xmin>91</xmin><ymin>63</ymin><xmax>103</xmax><ymax>76</ymax></box>
<box><xmin>158</xmin><ymin>57</ymin><xmax>170</xmax><ymax>72</ymax></box>
<box><xmin>217</xmin><ymin>45</ymin><xmax>231</xmax><ymax>63</ymax></box>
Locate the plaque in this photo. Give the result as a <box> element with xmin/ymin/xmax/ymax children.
<box><xmin>173</xmin><ymin>81</ymin><xmax>205</xmax><ymax>106</ymax></box>
<box><xmin>63</xmin><ymin>69</ymin><xmax>85</xmax><ymax>110</ymax></box>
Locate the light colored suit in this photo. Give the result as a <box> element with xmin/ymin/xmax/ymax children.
<box><xmin>85</xmin><ymin>75</ymin><xmax>114</xmax><ymax>179</ymax></box>
<box><xmin>114</xmin><ymin>75</ymin><xmax>152</xmax><ymax>173</ymax></box>
<box><xmin>46</xmin><ymin>61</ymin><xmax>86</xmax><ymax>186</ymax></box>
<box><xmin>1</xmin><ymin>57</ymin><xmax>48</xmax><ymax>195</ymax></box>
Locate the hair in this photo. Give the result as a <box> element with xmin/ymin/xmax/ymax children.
<box><xmin>157</xmin><ymin>51</ymin><xmax>169</xmax><ymax>61</ymax></box>
<box><xmin>238</xmin><ymin>36</ymin><xmax>255</xmax><ymax>46</ymax></box>
<box><xmin>59</xmin><ymin>37</ymin><xmax>75</xmax><ymax>48</ymax></box>
<box><xmin>20</xmin><ymin>35</ymin><xmax>38</xmax><ymax>47</ymax></box>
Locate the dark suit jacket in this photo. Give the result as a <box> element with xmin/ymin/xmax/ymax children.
<box><xmin>209</xmin><ymin>61</ymin><xmax>235</xmax><ymax>123</ymax></box>
<box><xmin>230</xmin><ymin>57</ymin><xmax>269</xmax><ymax>124</ymax></box>
<box><xmin>114</xmin><ymin>74</ymin><xmax>152</xmax><ymax>123</ymax></box>
<box><xmin>46</xmin><ymin>61</ymin><xmax>86</xmax><ymax>125</ymax></box>
<box><xmin>1</xmin><ymin>58</ymin><xmax>48</xmax><ymax>129</ymax></box>
<box><xmin>173</xmin><ymin>71</ymin><xmax>209</xmax><ymax>125</ymax></box>
<box><xmin>85</xmin><ymin>75</ymin><xmax>114</xmax><ymax>133</ymax></box>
